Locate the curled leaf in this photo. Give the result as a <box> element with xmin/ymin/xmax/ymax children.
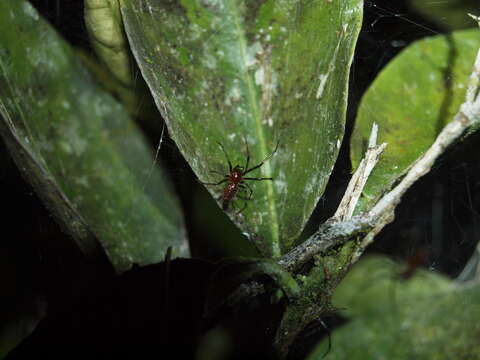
<box><xmin>0</xmin><ymin>0</ymin><xmax>188</xmax><ymax>272</ymax></box>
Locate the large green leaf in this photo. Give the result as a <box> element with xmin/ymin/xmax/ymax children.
<box><xmin>307</xmin><ymin>256</ymin><xmax>480</xmax><ymax>359</ymax></box>
<box><xmin>350</xmin><ymin>29</ymin><xmax>480</xmax><ymax>214</ymax></box>
<box><xmin>120</xmin><ymin>0</ymin><xmax>363</xmax><ymax>257</ymax></box>
<box><xmin>0</xmin><ymin>0</ymin><xmax>188</xmax><ymax>272</ymax></box>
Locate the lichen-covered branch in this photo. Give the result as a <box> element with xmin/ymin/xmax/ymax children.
<box><xmin>278</xmin><ymin>123</ymin><xmax>385</xmax><ymax>273</ymax></box>
<box><xmin>278</xmin><ymin>215</ymin><xmax>373</xmax><ymax>272</ymax></box>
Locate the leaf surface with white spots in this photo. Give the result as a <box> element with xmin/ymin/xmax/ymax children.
<box><xmin>121</xmin><ymin>0</ymin><xmax>363</xmax><ymax>256</ymax></box>
<box><xmin>0</xmin><ymin>0</ymin><xmax>188</xmax><ymax>272</ymax></box>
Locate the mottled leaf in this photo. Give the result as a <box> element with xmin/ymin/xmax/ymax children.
<box><xmin>350</xmin><ymin>29</ymin><xmax>480</xmax><ymax>214</ymax></box>
<box><xmin>0</xmin><ymin>0</ymin><xmax>188</xmax><ymax>272</ymax></box>
<box><xmin>307</xmin><ymin>256</ymin><xmax>480</xmax><ymax>359</ymax></box>
<box><xmin>120</xmin><ymin>0</ymin><xmax>363</xmax><ymax>257</ymax></box>
<box><xmin>332</xmin><ymin>256</ymin><xmax>452</xmax><ymax>318</ymax></box>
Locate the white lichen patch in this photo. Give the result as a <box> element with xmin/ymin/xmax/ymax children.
<box><xmin>22</xmin><ymin>2</ymin><xmax>39</xmax><ymax>21</ymax></box>
<box><xmin>255</xmin><ymin>67</ymin><xmax>264</xmax><ymax>85</ymax></box>
<box><xmin>75</xmin><ymin>175</ymin><xmax>89</xmax><ymax>187</ymax></box>
<box><xmin>63</xmin><ymin>124</ymin><xmax>87</xmax><ymax>156</ymax></box>
<box><xmin>316</xmin><ymin>73</ymin><xmax>330</xmax><ymax>99</ymax></box>
<box><xmin>203</xmin><ymin>47</ymin><xmax>217</xmax><ymax>69</ymax></box>
<box><xmin>316</xmin><ymin>39</ymin><xmax>341</xmax><ymax>100</ymax></box>
<box><xmin>275</xmin><ymin>170</ymin><xmax>288</xmax><ymax>192</ymax></box>
<box><xmin>261</xmin><ymin>117</ymin><xmax>273</xmax><ymax>127</ymax></box>
<box><xmin>187</xmin><ymin>22</ymin><xmax>203</xmax><ymax>41</ymax></box>
<box><xmin>59</xmin><ymin>141</ymin><xmax>73</xmax><ymax>154</ymax></box>
<box><xmin>225</xmin><ymin>80</ymin><xmax>241</xmax><ymax>105</ymax></box>
<box><xmin>246</xmin><ymin>41</ymin><xmax>263</xmax><ymax>68</ymax></box>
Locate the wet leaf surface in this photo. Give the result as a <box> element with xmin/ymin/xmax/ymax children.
<box><xmin>121</xmin><ymin>0</ymin><xmax>363</xmax><ymax>257</ymax></box>
<box><xmin>0</xmin><ymin>0</ymin><xmax>188</xmax><ymax>272</ymax></box>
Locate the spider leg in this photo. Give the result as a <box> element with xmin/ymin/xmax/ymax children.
<box><xmin>244</xmin><ymin>140</ymin><xmax>279</xmax><ymax>175</ymax></box>
<box><xmin>210</xmin><ymin>170</ymin><xmax>226</xmax><ymax>176</ymax></box>
<box><xmin>216</xmin><ymin>142</ymin><xmax>233</xmax><ymax>172</ymax></box>
<box><xmin>232</xmin><ymin>184</ymin><xmax>253</xmax><ymax>215</ymax></box>
<box><xmin>235</xmin><ymin>200</ymin><xmax>248</xmax><ymax>214</ymax></box>
<box><xmin>243</xmin><ymin>137</ymin><xmax>250</xmax><ymax>172</ymax></box>
<box><xmin>243</xmin><ymin>177</ymin><xmax>273</xmax><ymax>181</ymax></box>
<box><xmin>318</xmin><ymin>319</ymin><xmax>332</xmax><ymax>359</ymax></box>
<box><xmin>239</xmin><ymin>182</ymin><xmax>253</xmax><ymax>200</ymax></box>
<box><xmin>201</xmin><ymin>178</ymin><xmax>228</xmax><ymax>186</ymax></box>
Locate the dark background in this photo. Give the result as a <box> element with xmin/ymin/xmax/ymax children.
<box><xmin>2</xmin><ymin>0</ymin><xmax>479</xmax><ymax>358</ymax></box>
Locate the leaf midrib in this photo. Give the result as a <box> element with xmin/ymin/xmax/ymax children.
<box><xmin>226</xmin><ymin>0</ymin><xmax>280</xmax><ymax>257</ymax></box>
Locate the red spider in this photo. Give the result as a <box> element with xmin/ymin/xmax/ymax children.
<box><xmin>202</xmin><ymin>140</ymin><xmax>279</xmax><ymax>212</ymax></box>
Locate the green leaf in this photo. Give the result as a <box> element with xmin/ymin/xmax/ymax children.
<box><xmin>332</xmin><ymin>256</ymin><xmax>452</xmax><ymax>318</ymax></box>
<box><xmin>307</xmin><ymin>256</ymin><xmax>480</xmax><ymax>359</ymax></box>
<box><xmin>408</xmin><ymin>0</ymin><xmax>479</xmax><ymax>30</ymax></box>
<box><xmin>84</xmin><ymin>0</ymin><xmax>132</xmax><ymax>86</ymax></box>
<box><xmin>83</xmin><ymin>1</ymin><xmax>159</xmax><ymax>124</ymax></box>
<box><xmin>120</xmin><ymin>0</ymin><xmax>363</xmax><ymax>257</ymax></box>
<box><xmin>0</xmin><ymin>0</ymin><xmax>188</xmax><ymax>272</ymax></box>
<box><xmin>350</xmin><ymin>29</ymin><xmax>480</xmax><ymax>214</ymax></box>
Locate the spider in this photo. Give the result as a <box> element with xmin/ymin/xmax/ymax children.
<box><xmin>202</xmin><ymin>139</ymin><xmax>279</xmax><ymax>213</ymax></box>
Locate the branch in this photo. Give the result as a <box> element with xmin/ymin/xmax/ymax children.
<box><xmin>352</xmin><ymin>44</ymin><xmax>480</xmax><ymax>261</ymax></box>
<box><xmin>279</xmin><ymin>123</ymin><xmax>385</xmax><ymax>272</ymax></box>
<box><xmin>280</xmin><ymin>44</ymin><xmax>480</xmax><ymax>270</ymax></box>
<box><xmin>278</xmin><ymin>215</ymin><xmax>373</xmax><ymax>272</ymax></box>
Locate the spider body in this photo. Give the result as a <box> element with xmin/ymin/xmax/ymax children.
<box><xmin>202</xmin><ymin>140</ymin><xmax>278</xmax><ymax>212</ymax></box>
<box><xmin>222</xmin><ymin>167</ymin><xmax>243</xmax><ymax>209</ymax></box>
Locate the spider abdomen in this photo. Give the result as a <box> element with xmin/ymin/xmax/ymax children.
<box><xmin>222</xmin><ymin>183</ymin><xmax>239</xmax><ymax>210</ymax></box>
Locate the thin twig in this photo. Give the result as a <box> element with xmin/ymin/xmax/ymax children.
<box><xmin>279</xmin><ymin>123</ymin><xmax>385</xmax><ymax>272</ymax></box>
<box><xmin>281</xmin><ymin>45</ymin><xmax>480</xmax><ymax>271</ymax></box>
<box><xmin>352</xmin><ymin>45</ymin><xmax>480</xmax><ymax>261</ymax></box>
<box><xmin>334</xmin><ymin>123</ymin><xmax>387</xmax><ymax>220</ymax></box>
